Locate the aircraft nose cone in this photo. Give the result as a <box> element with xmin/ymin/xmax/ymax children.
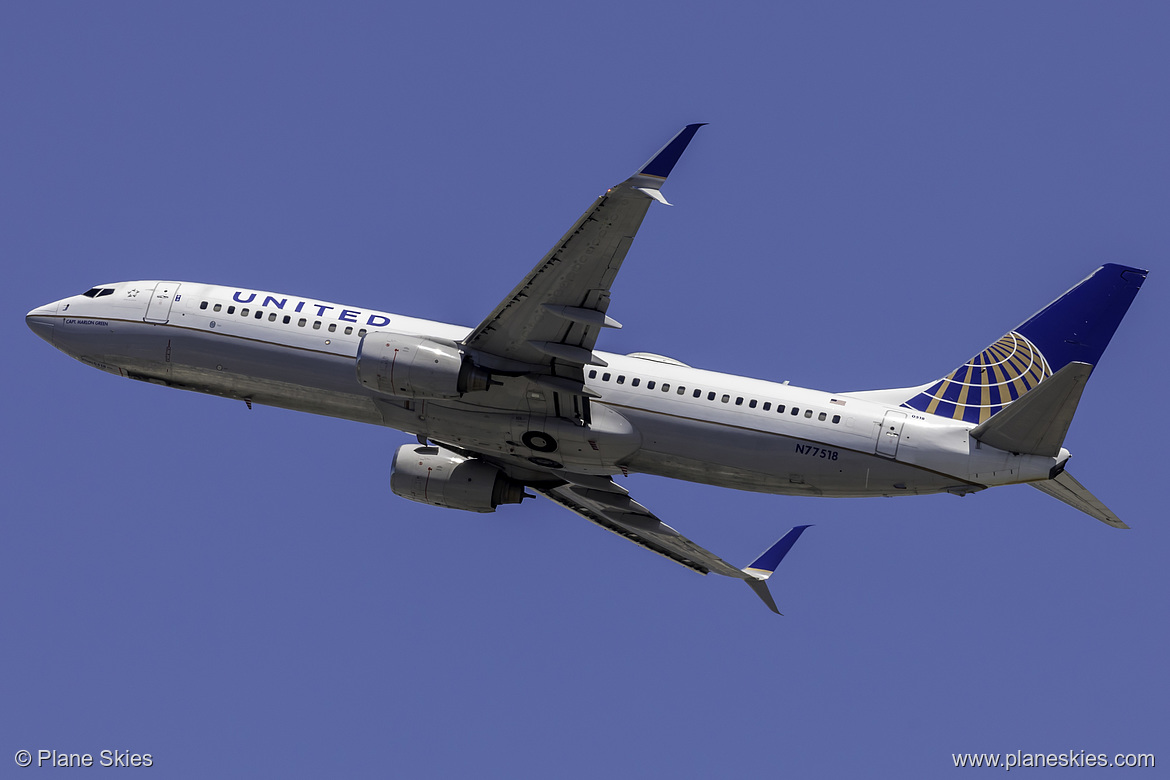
<box><xmin>26</xmin><ymin>302</ymin><xmax>58</xmax><ymax>346</ymax></box>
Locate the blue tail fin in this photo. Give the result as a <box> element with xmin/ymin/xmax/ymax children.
<box><xmin>904</xmin><ymin>264</ymin><xmax>1147</xmax><ymax>424</ymax></box>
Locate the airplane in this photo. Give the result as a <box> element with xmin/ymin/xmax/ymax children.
<box><xmin>26</xmin><ymin>124</ymin><xmax>1147</xmax><ymax>614</ymax></box>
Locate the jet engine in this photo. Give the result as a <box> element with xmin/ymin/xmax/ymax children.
<box><xmin>356</xmin><ymin>332</ymin><xmax>492</xmax><ymax>399</ymax></box>
<box><xmin>390</xmin><ymin>444</ymin><xmax>528</xmax><ymax>513</ymax></box>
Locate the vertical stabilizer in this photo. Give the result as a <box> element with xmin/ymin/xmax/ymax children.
<box><xmin>902</xmin><ymin>264</ymin><xmax>1146</xmax><ymax>424</ymax></box>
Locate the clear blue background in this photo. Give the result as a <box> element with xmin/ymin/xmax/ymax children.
<box><xmin>3</xmin><ymin>3</ymin><xmax>1166</xmax><ymax>776</ymax></box>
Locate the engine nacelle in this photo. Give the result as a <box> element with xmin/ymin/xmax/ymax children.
<box><xmin>356</xmin><ymin>332</ymin><xmax>492</xmax><ymax>399</ymax></box>
<box><xmin>390</xmin><ymin>444</ymin><xmax>527</xmax><ymax>513</ymax></box>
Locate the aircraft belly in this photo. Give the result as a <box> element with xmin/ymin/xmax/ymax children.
<box><xmin>52</xmin><ymin>317</ymin><xmax>168</xmax><ymax>373</ymax></box>
<box><xmin>167</xmin><ymin>362</ymin><xmax>384</xmax><ymax>424</ymax></box>
<box><xmin>416</xmin><ymin>401</ymin><xmax>640</xmax><ymax>475</ymax></box>
<box><xmin>83</xmin><ymin>322</ymin><xmax>385</xmax><ymax>425</ymax></box>
<box><xmin>620</xmin><ymin>407</ymin><xmax>963</xmax><ymax>497</ymax></box>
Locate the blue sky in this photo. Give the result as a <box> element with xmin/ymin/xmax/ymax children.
<box><xmin>3</xmin><ymin>3</ymin><xmax>1167</xmax><ymax>776</ymax></box>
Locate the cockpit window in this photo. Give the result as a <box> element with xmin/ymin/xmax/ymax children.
<box><xmin>82</xmin><ymin>287</ymin><xmax>115</xmax><ymax>298</ymax></box>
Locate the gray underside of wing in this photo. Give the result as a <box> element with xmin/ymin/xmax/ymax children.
<box><xmin>536</xmin><ymin>482</ymin><xmax>749</xmax><ymax>580</ymax></box>
<box><xmin>460</xmin><ymin>125</ymin><xmax>705</xmax><ymax>383</ymax></box>
<box><xmin>461</xmin><ymin>186</ymin><xmax>652</xmax><ymax>378</ymax></box>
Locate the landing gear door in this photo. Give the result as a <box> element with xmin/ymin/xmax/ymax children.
<box><xmin>876</xmin><ymin>411</ymin><xmax>907</xmax><ymax>458</ymax></box>
<box><xmin>144</xmin><ymin>282</ymin><xmax>181</xmax><ymax>324</ymax></box>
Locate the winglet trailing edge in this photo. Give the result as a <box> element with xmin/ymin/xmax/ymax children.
<box><xmin>741</xmin><ymin>525</ymin><xmax>812</xmax><ymax>615</ymax></box>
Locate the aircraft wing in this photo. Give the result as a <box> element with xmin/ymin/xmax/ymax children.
<box><xmin>535</xmin><ymin>477</ymin><xmax>810</xmax><ymax>614</ymax></box>
<box><xmin>461</xmin><ymin>124</ymin><xmax>705</xmax><ymax>385</ymax></box>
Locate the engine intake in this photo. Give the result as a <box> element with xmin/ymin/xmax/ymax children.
<box><xmin>390</xmin><ymin>444</ymin><xmax>527</xmax><ymax>513</ymax></box>
<box><xmin>356</xmin><ymin>332</ymin><xmax>492</xmax><ymax>399</ymax></box>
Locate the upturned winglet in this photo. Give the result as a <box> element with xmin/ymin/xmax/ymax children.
<box><xmin>625</xmin><ymin>123</ymin><xmax>706</xmax><ymax>205</ymax></box>
<box><xmin>638</xmin><ymin>123</ymin><xmax>707</xmax><ymax>179</ymax></box>
<box><xmin>741</xmin><ymin>525</ymin><xmax>813</xmax><ymax>614</ymax></box>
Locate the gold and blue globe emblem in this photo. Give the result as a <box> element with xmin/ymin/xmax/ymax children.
<box><xmin>906</xmin><ymin>332</ymin><xmax>1052</xmax><ymax>423</ymax></box>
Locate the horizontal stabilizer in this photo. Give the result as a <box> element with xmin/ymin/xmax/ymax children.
<box><xmin>1031</xmin><ymin>470</ymin><xmax>1128</xmax><ymax>529</ymax></box>
<box><xmin>969</xmin><ymin>362</ymin><xmax>1092</xmax><ymax>456</ymax></box>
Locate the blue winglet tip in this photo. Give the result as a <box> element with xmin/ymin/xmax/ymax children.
<box><xmin>747</xmin><ymin>525</ymin><xmax>812</xmax><ymax>575</ymax></box>
<box><xmin>637</xmin><ymin>123</ymin><xmax>707</xmax><ymax>179</ymax></box>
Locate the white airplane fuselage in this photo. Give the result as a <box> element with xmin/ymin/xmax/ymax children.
<box><xmin>28</xmin><ymin>280</ymin><xmax>1064</xmax><ymax>499</ymax></box>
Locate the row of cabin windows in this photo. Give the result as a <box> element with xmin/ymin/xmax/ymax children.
<box><xmin>587</xmin><ymin>368</ymin><xmax>842</xmax><ymax>424</ymax></box>
<box><xmin>199</xmin><ymin>300</ymin><xmax>367</xmax><ymax>337</ymax></box>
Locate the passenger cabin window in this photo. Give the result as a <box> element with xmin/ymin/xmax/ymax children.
<box><xmin>763</xmin><ymin>402</ymin><xmax>771</xmax><ymax>411</ymax></box>
<box><xmin>255</xmin><ymin>311</ymin><xmax>263</xmax><ymax>319</ymax></box>
<box><xmin>749</xmin><ymin>399</ymin><xmax>757</xmax><ymax>408</ymax></box>
<box><xmin>312</xmin><ymin>321</ymin><xmax>321</xmax><ymax>330</ymax></box>
<box><xmin>602</xmin><ymin>373</ymin><xmax>611</xmax><ymax>382</ymax></box>
<box><xmin>721</xmin><ymin>394</ymin><xmax>730</xmax><ymax>403</ymax></box>
<box><xmin>617</xmin><ymin>375</ymin><xmax>625</xmax><ymax>384</ymax></box>
<box><xmin>692</xmin><ymin>389</ymin><xmax>701</xmax><ymax>398</ymax></box>
<box><xmin>241</xmin><ymin>308</ymin><xmax>250</xmax><ymax>316</ymax></box>
<box><xmin>282</xmin><ymin>315</ymin><xmax>291</xmax><ymax>324</ymax></box>
<box><xmin>358</xmin><ymin>329</ymin><xmax>367</xmax><ymax>337</ymax></box>
<box><xmin>805</xmin><ymin>409</ymin><xmax>813</xmax><ymax>418</ymax></box>
<box><xmin>647</xmin><ymin>381</ymin><xmax>656</xmax><ymax>390</ymax></box>
<box><xmin>268</xmin><ymin>313</ymin><xmax>277</xmax><ymax>322</ymax></box>
<box><xmin>344</xmin><ymin>326</ymin><xmax>353</xmax><ymax>335</ymax></box>
<box><xmin>214</xmin><ymin>304</ymin><xmax>222</xmax><ymax>312</ymax></box>
<box><xmin>661</xmin><ymin>384</ymin><xmax>670</xmax><ymax>392</ymax></box>
<box><xmin>676</xmin><ymin>386</ymin><xmax>685</xmax><ymax>395</ymax></box>
<box><xmin>818</xmin><ymin>412</ymin><xmax>827</xmax><ymax>421</ymax></box>
<box><xmin>328</xmin><ymin>323</ymin><xmax>337</xmax><ymax>332</ymax></box>
<box><xmin>735</xmin><ymin>397</ymin><xmax>743</xmax><ymax>406</ymax></box>
<box><xmin>200</xmin><ymin>301</ymin><xmax>208</xmax><ymax>310</ymax></box>
<box><xmin>832</xmin><ymin>414</ymin><xmax>841</xmax><ymax>424</ymax></box>
<box><xmin>791</xmin><ymin>407</ymin><xmax>800</xmax><ymax>415</ymax></box>
<box><xmin>631</xmin><ymin>378</ymin><xmax>640</xmax><ymax>387</ymax></box>
<box><xmin>298</xmin><ymin>318</ymin><xmax>306</xmax><ymax>327</ymax></box>
<box><xmin>707</xmin><ymin>392</ymin><xmax>716</xmax><ymax>401</ymax></box>
<box><xmin>589</xmin><ymin>370</ymin><xmax>597</xmax><ymax>379</ymax></box>
<box><xmin>776</xmin><ymin>405</ymin><xmax>785</xmax><ymax>414</ymax></box>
